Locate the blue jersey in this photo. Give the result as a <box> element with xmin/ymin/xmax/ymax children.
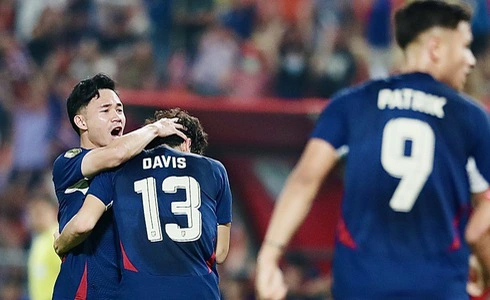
<box><xmin>52</xmin><ymin>148</ymin><xmax>120</xmax><ymax>299</ymax></box>
<box><xmin>311</xmin><ymin>72</ymin><xmax>490</xmax><ymax>299</ymax></box>
<box><xmin>88</xmin><ymin>146</ymin><xmax>233</xmax><ymax>300</ymax></box>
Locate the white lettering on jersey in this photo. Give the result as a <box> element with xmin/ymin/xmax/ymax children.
<box><xmin>142</xmin><ymin>156</ymin><xmax>187</xmax><ymax>170</ymax></box>
<box><xmin>377</xmin><ymin>88</ymin><xmax>446</xmax><ymax>118</ymax></box>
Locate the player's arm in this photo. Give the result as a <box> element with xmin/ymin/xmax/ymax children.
<box><xmin>255</xmin><ymin>138</ymin><xmax>339</xmax><ymax>300</ymax></box>
<box><xmin>466</xmin><ymin>191</ymin><xmax>490</xmax><ymax>246</ymax></box>
<box><xmin>82</xmin><ymin>118</ymin><xmax>187</xmax><ymax>178</ymax></box>
<box><xmin>53</xmin><ymin>194</ymin><xmax>106</xmax><ymax>257</ymax></box>
<box><xmin>466</xmin><ymin>190</ymin><xmax>490</xmax><ymax>295</ymax></box>
<box><xmin>216</xmin><ymin>223</ymin><xmax>231</xmax><ymax>264</ymax></box>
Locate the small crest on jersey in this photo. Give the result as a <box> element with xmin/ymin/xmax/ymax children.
<box><xmin>64</xmin><ymin>148</ymin><xmax>82</xmax><ymax>158</ymax></box>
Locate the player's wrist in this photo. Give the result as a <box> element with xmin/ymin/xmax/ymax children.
<box><xmin>146</xmin><ymin>123</ymin><xmax>160</xmax><ymax>137</ymax></box>
<box><xmin>264</xmin><ymin>240</ymin><xmax>286</xmax><ymax>251</ymax></box>
<box><xmin>257</xmin><ymin>240</ymin><xmax>285</xmax><ymax>264</ymax></box>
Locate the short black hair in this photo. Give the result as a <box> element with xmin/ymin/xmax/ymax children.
<box><xmin>145</xmin><ymin>108</ymin><xmax>208</xmax><ymax>155</ymax></box>
<box><xmin>395</xmin><ymin>0</ymin><xmax>472</xmax><ymax>49</ymax></box>
<box><xmin>66</xmin><ymin>73</ymin><xmax>117</xmax><ymax>135</ymax></box>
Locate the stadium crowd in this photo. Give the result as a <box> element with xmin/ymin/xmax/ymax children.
<box><xmin>0</xmin><ymin>0</ymin><xmax>489</xmax><ymax>299</ymax></box>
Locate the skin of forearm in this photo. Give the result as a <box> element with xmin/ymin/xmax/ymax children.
<box><xmin>470</xmin><ymin>231</ymin><xmax>490</xmax><ymax>285</ymax></box>
<box><xmin>54</xmin><ymin>217</ymin><xmax>92</xmax><ymax>256</ymax></box>
<box><xmin>83</xmin><ymin>124</ymin><xmax>159</xmax><ymax>178</ymax></box>
<box><xmin>110</xmin><ymin>124</ymin><xmax>160</xmax><ymax>165</ymax></box>
<box><xmin>260</xmin><ymin>171</ymin><xmax>320</xmax><ymax>263</ymax></box>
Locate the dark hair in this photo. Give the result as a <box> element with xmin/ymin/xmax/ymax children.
<box><xmin>395</xmin><ymin>0</ymin><xmax>472</xmax><ymax>50</ymax></box>
<box><xmin>67</xmin><ymin>73</ymin><xmax>117</xmax><ymax>135</ymax></box>
<box><xmin>145</xmin><ymin>108</ymin><xmax>208</xmax><ymax>155</ymax></box>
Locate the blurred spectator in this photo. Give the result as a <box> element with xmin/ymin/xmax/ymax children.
<box><xmin>220</xmin><ymin>0</ymin><xmax>257</xmax><ymax>40</ymax></box>
<box><xmin>68</xmin><ymin>37</ymin><xmax>117</xmax><ymax>80</ymax></box>
<box><xmin>26</xmin><ymin>4</ymin><xmax>66</xmax><ymax>66</ymax></box>
<box><xmin>468</xmin><ymin>0</ymin><xmax>490</xmax><ymax>58</ymax></box>
<box><xmin>167</xmin><ymin>50</ymin><xmax>189</xmax><ymax>90</ymax></box>
<box><xmin>62</xmin><ymin>0</ymin><xmax>97</xmax><ymax>47</ymax></box>
<box><xmin>230</xmin><ymin>40</ymin><xmax>271</xmax><ymax>98</ymax></box>
<box><xmin>172</xmin><ymin>0</ymin><xmax>215</xmax><ymax>63</ymax></box>
<box><xmin>0</xmin><ymin>32</ymin><xmax>33</xmax><ymax>83</ymax></box>
<box><xmin>189</xmin><ymin>22</ymin><xmax>239</xmax><ymax>96</ymax></box>
<box><xmin>8</xmin><ymin>74</ymin><xmax>60</xmax><ymax>190</ymax></box>
<box><xmin>275</xmin><ymin>24</ymin><xmax>310</xmax><ymax>99</ymax></box>
<box><xmin>14</xmin><ymin>0</ymin><xmax>67</xmax><ymax>43</ymax></box>
<box><xmin>0</xmin><ymin>0</ymin><xmax>15</xmax><ymax>32</ymax></box>
<box><xmin>95</xmin><ymin>0</ymin><xmax>148</xmax><ymax>52</ymax></box>
<box><xmin>116</xmin><ymin>39</ymin><xmax>156</xmax><ymax>89</ymax></box>
<box><xmin>142</xmin><ymin>0</ymin><xmax>172</xmax><ymax>86</ymax></box>
<box><xmin>0</xmin><ymin>100</ymin><xmax>10</xmax><ymax>191</ymax></box>
<box><xmin>27</xmin><ymin>194</ymin><xmax>60</xmax><ymax>300</ymax></box>
<box><xmin>0</xmin><ymin>280</ymin><xmax>23</xmax><ymax>300</ymax></box>
<box><xmin>0</xmin><ymin>100</ymin><xmax>10</xmax><ymax>148</ymax></box>
<box><xmin>364</xmin><ymin>0</ymin><xmax>393</xmax><ymax>79</ymax></box>
<box><xmin>310</xmin><ymin>25</ymin><xmax>357</xmax><ymax>98</ymax></box>
<box><xmin>252</xmin><ymin>1</ymin><xmax>286</xmax><ymax>71</ymax></box>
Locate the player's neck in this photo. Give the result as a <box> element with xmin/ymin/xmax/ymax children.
<box><xmin>79</xmin><ymin>134</ymin><xmax>97</xmax><ymax>150</ymax></box>
<box><xmin>400</xmin><ymin>51</ymin><xmax>437</xmax><ymax>79</ymax></box>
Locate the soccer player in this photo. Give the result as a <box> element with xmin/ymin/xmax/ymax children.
<box><xmin>52</xmin><ymin>74</ymin><xmax>186</xmax><ymax>299</ymax></box>
<box><xmin>54</xmin><ymin>108</ymin><xmax>232</xmax><ymax>299</ymax></box>
<box><xmin>27</xmin><ymin>194</ymin><xmax>60</xmax><ymax>300</ymax></box>
<box><xmin>255</xmin><ymin>1</ymin><xmax>490</xmax><ymax>299</ymax></box>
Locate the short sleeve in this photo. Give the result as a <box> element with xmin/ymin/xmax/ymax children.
<box><xmin>469</xmin><ymin>107</ymin><xmax>490</xmax><ymax>184</ymax></box>
<box><xmin>52</xmin><ymin>148</ymin><xmax>89</xmax><ymax>191</ymax></box>
<box><xmin>466</xmin><ymin>157</ymin><xmax>489</xmax><ymax>193</ymax></box>
<box><xmin>310</xmin><ymin>96</ymin><xmax>349</xmax><ymax>149</ymax></box>
<box><xmin>213</xmin><ymin>160</ymin><xmax>232</xmax><ymax>225</ymax></box>
<box><xmin>88</xmin><ymin>171</ymin><xmax>116</xmax><ymax>207</ymax></box>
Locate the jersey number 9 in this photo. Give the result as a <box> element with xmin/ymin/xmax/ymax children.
<box><xmin>381</xmin><ymin>118</ymin><xmax>435</xmax><ymax>212</ymax></box>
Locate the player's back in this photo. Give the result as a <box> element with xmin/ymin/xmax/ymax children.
<box><xmin>97</xmin><ymin>146</ymin><xmax>232</xmax><ymax>299</ymax></box>
<box><xmin>312</xmin><ymin>72</ymin><xmax>490</xmax><ymax>298</ymax></box>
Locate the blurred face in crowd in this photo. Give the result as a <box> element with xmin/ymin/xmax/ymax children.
<box><xmin>76</xmin><ymin>89</ymin><xmax>125</xmax><ymax>148</ymax></box>
<box><xmin>28</xmin><ymin>198</ymin><xmax>57</xmax><ymax>234</ymax></box>
<box><xmin>435</xmin><ymin>21</ymin><xmax>475</xmax><ymax>91</ymax></box>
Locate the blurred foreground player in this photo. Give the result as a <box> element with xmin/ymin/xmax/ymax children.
<box><xmin>255</xmin><ymin>1</ymin><xmax>490</xmax><ymax>299</ymax></box>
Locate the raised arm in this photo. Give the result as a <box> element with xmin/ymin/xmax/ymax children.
<box><xmin>82</xmin><ymin>118</ymin><xmax>187</xmax><ymax>178</ymax></box>
<box><xmin>255</xmin><ymin>138</ymin><xmax>339</xmax><ymax>300</ymax></box>
<box><xmin>53</xmin><ymin>194</ymin><xmax>106</xmax><ymax>257</ymax></box>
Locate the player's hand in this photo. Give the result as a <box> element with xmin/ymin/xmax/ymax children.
<box><xmin>467</xmin><ymin>254</ymin><xmax>488</xmax><ymax>297</ymax></box>
<box><xmin>153</xmin><ymin>118</ymin><xmax>187</xmax><ymax>140</ymax></box>
<box><xmin>255</xmin><ymin>260</ymin><xmax>288</xmax><ymax>300</ymax></box>
<box><xmin>53</xmin><ymin>231</ymin><xmax>65</xmax><ymax>259</ymax></box>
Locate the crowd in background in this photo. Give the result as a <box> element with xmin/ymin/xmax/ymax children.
<box><xmin>0</xmin><ymin>0</ymin><xmax>489</xmax><ymax>299</ymax></box>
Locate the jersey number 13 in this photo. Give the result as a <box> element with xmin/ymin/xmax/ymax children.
<box><xmin>134</xmin><ymin>176</ymin><xmax>202</xmax><ymax>243</ymax></box>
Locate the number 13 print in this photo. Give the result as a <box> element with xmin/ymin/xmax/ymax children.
<box><xmin>134</xmin><ymin>176</ymin><xmax>202</xmax><ymax>242</ymax></box>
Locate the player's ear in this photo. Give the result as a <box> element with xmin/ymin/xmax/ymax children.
<box><xmin>74</xmin><ymin>115</ymin><xmax>88</xmax><ymax>131</ymax></box>
<box><xmin>428</xmin><ymin>33</ymin><xmax>441</xmax><ymax>63</ymax></box>
<box><xmin>181</xmin><ymin>138</ymin><xmax>192</xmax><ymax>153</ymax></box>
